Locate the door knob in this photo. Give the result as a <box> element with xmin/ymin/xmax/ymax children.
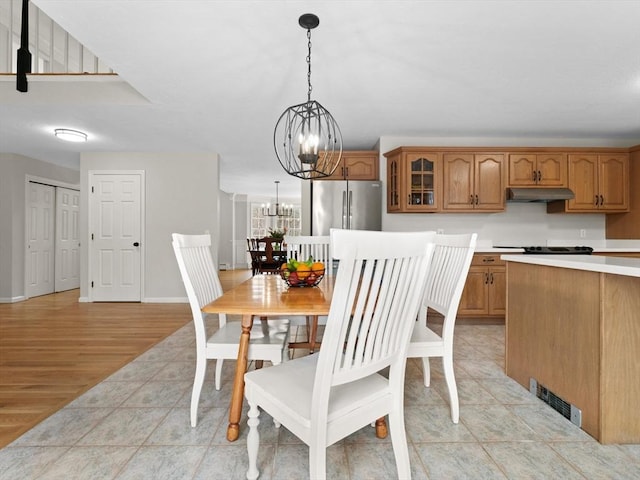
<box><xmin>133</xmin><ymin>242</ymin><xmax>140</xmax><ymax>247</ymax></box>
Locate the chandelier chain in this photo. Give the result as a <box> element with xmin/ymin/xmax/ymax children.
<box><xmin>306</xmin><ymin>28</ymin><xmax>312</xmax><ymax>102</ymax></box>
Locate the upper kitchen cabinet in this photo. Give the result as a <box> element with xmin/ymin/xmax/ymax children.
<box><xmin>320</xmin><ymin>150</ymin><xmax>379</xmax><ymax>180</ymax></box>
<box><xmin>442</xmin><ymin>153</ymin><xmax>505</xmax><ymax>212</ymax></box>
<box><xmin>508</xmin><ymin>153</ymin><xmax>566</xmax><ymax>187</ymax></box>
<box><xmin>384</xmin><ymin>148</ymin><xmax>441</xmax><ymax>212</ymax></box>
<box><xmin>548</xmin><ymin>153</ymin><xmax>629</xmax><ymax>213</ymax></box>
<box><xmin>606</xmin><ymin>146</ymin><xmax>640</xmax><ymax>238</ymax></box>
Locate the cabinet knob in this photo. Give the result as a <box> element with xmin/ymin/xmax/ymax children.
<box><xmin>469</xmin><ymin>194</ymin><xmax>474</xmax><ymax>205</ymax></box>
<box><xmin>600</xmin><ymin>195</ymin><xmax>604</xmax><ymax>206</ymax></box>
<box><xmin>537</xmin><ymin>170</ymin><xmax>542</xmax><ymax>182</ymax></box>
<box><xmin>594</xmin><ymin>195</ymin><xmax>599</xmax><ymax>206</ymax></box>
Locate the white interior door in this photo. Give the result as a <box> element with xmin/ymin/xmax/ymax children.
<box><xmin>55</xmin><ymin>187</ymin><xmax>80</xmax><ymax>292</ymax></box>
<box><xmin>27</xmin><ymin>182</ymin><xmax>55</xmax><ymax>298</ymax></box>
<box><xmin>90</xmin><ymin>173</ymin><xmax>143</xmax><ymax>301</ymax></box>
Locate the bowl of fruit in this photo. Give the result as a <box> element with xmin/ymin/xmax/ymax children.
<box><xmin>280</xmin><ymin>257</ymin><xmax>325</xmax><ymax>287</ymax></box>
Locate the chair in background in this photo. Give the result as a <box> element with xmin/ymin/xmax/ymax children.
<box><xmin>172</xmin><ymin>233</ymin><xmax>290</xmax><ymax>427</ymax></box>
<box><xmin>407</xmin><ymin>232</ymin><xmax>477</xmax><ymax>424</ymax></box>
<box><xmin>254</xmin><ymin>237</ymin><xmax>284</xmax><ymax>274</ymax></box>
<box><xmin>244</xmin><ymin>230</ymin><xmax>435</xmax><ymax>480</ymax></box>
<box><xmin>283</xmin><ymin>235</ymin><xmax>331</xmax><ymax>352</ymax></box>
<box><xmin>247</xmin><ymin>238</ymin><xmax>260</xmax><ymax>275</ymax></box>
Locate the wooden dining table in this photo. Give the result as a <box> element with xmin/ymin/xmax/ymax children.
<box><xmin>201</xmin><ymin>274</ymin><xmax>388</xmax><ymax>442</ymax></box>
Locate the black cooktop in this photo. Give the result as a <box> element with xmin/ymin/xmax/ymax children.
<box><xmin>522</xmin><ymin>246</ymin><xmax>593</xmax><ymax>255</ymax></box>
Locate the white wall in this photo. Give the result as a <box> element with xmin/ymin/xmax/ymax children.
<box><xmin>0</xmin><ymin>153</ymin><xmax>80</xmax><ymax>302</ymax></box>
<box><xmin>79</xmin><ymin>152</ymin><xmax>220</xmax><ymax>301</ymax></box>
<box><xmin>218</xmin><ymin>191</ymin><xmax>234</xmax><ymax>269</ymax></box>
<box><xmin>378</xmin><ymin>136</ymin><xmax>616</xmax><ymax>245</ymax></box>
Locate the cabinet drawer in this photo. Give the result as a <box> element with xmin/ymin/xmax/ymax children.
<box><xmin>471</xmin><ymin>254</ymin><xmax>506</xmax><ymax>266</ymax></box>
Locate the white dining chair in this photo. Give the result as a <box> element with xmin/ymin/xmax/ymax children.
<box><xmin>283</xmin><ymin>235</ymin><xmax>331</xmax><ymax>268</ymax></box>
<box><xmin>407</xmin><ymin>232</ymin><xmax>477</xmax><ymax>424</ymax></box>
<box><xmin>283</xmin><ymin>235</ymin><xmax>331</xmax><ymax>351</ymax></box>
<box><xmin>171</xmin><ymin>233</ymin><xmax>289</xmax><ymax>427</ymax></box>
<box><xmin>244</xmin><ymin>229</ymin><xmax>435</xmax><ymax>480</ymax></box>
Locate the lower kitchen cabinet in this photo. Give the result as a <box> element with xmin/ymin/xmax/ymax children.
<box><xmin>458</xmin><ymin>254</ymin><xmax>506</xmax><ymax>317</ymax></box>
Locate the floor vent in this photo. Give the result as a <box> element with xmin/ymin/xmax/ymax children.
<box><xmin>529</xmin><ymin>378</ymin><xmax>582</xmax><ymax>427</ymax></box>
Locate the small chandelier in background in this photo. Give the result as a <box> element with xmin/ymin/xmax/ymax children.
<box><xmin>262</xmin><ymin>181</ymin><xmax>292</xmax><ymax>217</ymax></box>
<box><xmin>273</xmin><ymin>13</ymin><xmax>342</xmax><ymax>180</ymax></box>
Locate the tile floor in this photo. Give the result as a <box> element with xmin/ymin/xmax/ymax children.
<box><xmin>1</xmin><ymin>321</ymin><xmax>639</xmax><ymax>479</ymax></box>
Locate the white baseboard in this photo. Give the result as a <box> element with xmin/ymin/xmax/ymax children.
<box><xmin>78</xmin><ymin>296</ymin><xmax>188</xmax><ymax>303</ymax></box>
<box><xmin>0</xmin><ymin>295</ymin><xmax>27</xmax><ymax>303</ymax></box>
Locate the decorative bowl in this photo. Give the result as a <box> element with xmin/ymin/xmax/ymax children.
<box><xmin>280</xmin><ymin>269</ymin><xmax>325</xmax><ymax>288</ymax></box>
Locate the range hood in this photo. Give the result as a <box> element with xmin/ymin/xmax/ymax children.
<box><xmin>507</xmin><ymin>187</ymin><xmax>575</xmax><ymax>203</ymax></box>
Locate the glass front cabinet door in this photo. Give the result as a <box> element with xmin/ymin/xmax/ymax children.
<box><xmin>387</xmin><ymin>154</ymin><xmax>401</xmax><ymax>212</ymax></box>
<box><xmin>385</xmin><ymin>148</ymin><xmax>441</xmax><ymax>212</ymax></box>
<box><xmin>404</xmin><ymin>152</ymin><xmax>441</xmax><ymax>212</ymax></box>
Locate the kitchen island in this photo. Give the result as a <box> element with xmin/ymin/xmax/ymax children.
<box><xmin>502</xmin><ymin>254</ymin><xmax>640</xmax><ymax>444</ymax></box>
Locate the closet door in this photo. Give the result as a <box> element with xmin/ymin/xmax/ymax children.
<box><xmin>55</xmin><ymin>187</ymin><xmax>80</xmax><ymax>292</ymax></box>
<box><xmin>27</xmin><ymin>182</ymin><xmax>55</xmax><ymax>298</ymax></box>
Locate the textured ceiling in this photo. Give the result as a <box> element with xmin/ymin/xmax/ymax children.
<box><xmin>3</xmin><ymin>0</ymin><xmax>640</xmax><ymax>197</ymax></box>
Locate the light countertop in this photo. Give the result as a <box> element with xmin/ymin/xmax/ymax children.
<box><xmin>500</xmin><ymin>254</ymin><xmax>640</xmax><ymax>278</ymax></box>
<box><xmin>474</xmin><ymin>240</ymin><xmax>640</xmax><ymax>254</ymax></box>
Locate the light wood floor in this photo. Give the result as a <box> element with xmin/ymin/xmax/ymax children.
<box><xmin>0</xmin><ymin>269</ymin><xmax>252</xmax><ymax>448</ymax></box>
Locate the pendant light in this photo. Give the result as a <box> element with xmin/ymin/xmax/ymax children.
<box><xmin>273</xmin><ymin>13</ymin><xmax>342</xmax><ymax>180</ymax></box>
<box><xmin>261</xmin><ymin>181</ymin><xmax>292</xmax><ymax>217</ymax></box>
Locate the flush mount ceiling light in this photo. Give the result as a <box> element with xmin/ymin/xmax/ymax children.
<box><xmin>274</xmin><ymin>13</ymin><xmax>342</xmax><ymax>180</ymax></box>
<box><xmin>54</xmin><ymin>128</ymin><xmax>88</xmax><ymax>142</ymax></box>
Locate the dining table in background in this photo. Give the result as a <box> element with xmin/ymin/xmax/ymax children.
<box><xmin>201</xmin><ymin>274</ymin><xmax>389</xmax><ymax>442</ymax></box>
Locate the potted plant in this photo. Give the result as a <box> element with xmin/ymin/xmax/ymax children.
<box><xmin>267</xmin><ymin>227</ymin><xmax>287</xmax><ymax>250</ymax></box>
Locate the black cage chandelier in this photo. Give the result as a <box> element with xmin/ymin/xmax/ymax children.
<box><xmin>274</xmin><ymin>13</ymin><xmax>342</xmax><ymax>180</ymax></box>
<box><xmin>261</xmin><ymin>181</ymin><xmax>292</xmax><ymax>217</ymax></box>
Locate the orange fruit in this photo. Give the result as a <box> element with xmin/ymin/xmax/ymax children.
<box><xmin>296</xmin><ymin>263</ymin><xmax>311</xmax><ymax>279</ymax></box>
<box><xmin>311</xmin><ymin>262</ymin><xmax>325</xmax><ymax>272</ymax></box>
<box><xmin>281</xmin><ymin>263</ymin><xmax>288</xmax><ymax>271</ymax></box>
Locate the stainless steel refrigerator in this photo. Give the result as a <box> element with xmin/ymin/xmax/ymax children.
<box><xmin>311</xmin><ymin>180</ymin><xmax>382</xmax><ymax>236</ymax></box>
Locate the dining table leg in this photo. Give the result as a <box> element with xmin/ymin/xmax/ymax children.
<box><xmin>226</xmin><ymin>313</ymin><xmax>253</xmax><ymax>441</ymax></box>
<box><xmin>309</xmin><ymin>315</ymin><xmax>319</xmax><ymax>353</ymax></box>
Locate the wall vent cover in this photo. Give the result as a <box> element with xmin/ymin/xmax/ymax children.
<box><xmin>530</xmin><ymin>378</ymin><xmax>582</xmax><ymax>427</ymax></box>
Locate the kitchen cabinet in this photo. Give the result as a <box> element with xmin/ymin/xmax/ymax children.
<box><xmin>606</xmin><ymin>148</ymin><xmax>640</xmax><ymax>237</ymax></box>
<box><xmin>442</xmin><ymin>153</ymin><xmax>505</xmax><ymax>212</ymax></box>
<box><xmin>384</xmin><ymin>148</ymin><xmax>441</xmax><ymax>212</ymax></box>
<box><xmin>547</xmin><ymin>153</ymin><xmax>629</xmax><ymax>213</ymax></box>
<box><xmin>505</xmin><ymin>257</ymin><xmax>640</xmax><ymax>443</ymax></box>
<box><xmin>321</xmin><ymin>150</ymin><xmax>379</xmax><ymax>180</ymax></box>
<box><xmin>508</xmin><ymin>153</ymin><xmax>566</xmax><ymax>187</ymax></box>
<box><xmin>458</xmin><ymin>254</ymin><xmax>506</xmax><ymax>317</ymax></box>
